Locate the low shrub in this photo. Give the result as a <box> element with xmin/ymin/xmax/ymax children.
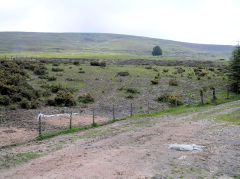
<box><xmin>52</xmin><ymin>63</ymin><xmax>59</xmax><ymax>66</ymax></box>
<box><xmin>199</xmin><ymin>71</ymin><xmax>208</xmax><ymax>77</ymax></box>
<box><xmin>47</xmin><ymin>99</ymin><xmax>55</xmax><ymax>106</ymax></box>
<box><xmin>177</xmin><ymin>67</ymin><xmax>185</xmax><ymax>73</ymax></box>
<box><xmin>52</xmin><ymin>67</ymin><xmax>64</xmax><ymax>72</ymax></box>
<box><xmin>34</xmin><ymin>65</ymin><xmax>48</xmax><ymax>76</ymax></box>
<box><xmin>208</xmin><ymin>67</ymin><xmax>215</xmax><ymax>71</ymax></box>
<box><xmin>73</xmin><ymin>61</ymin><xmax>80</xmax><ymax>65</ymax></box>
<box><xmin>49</xmin><ymin>84</ymin><xmax>74</xmax><ymax>93</ymax></box>
<box><xmin>0</xmin><ymin>95</ymin><xmax>11</xmax><ymax>105</ymax></box>
<box><xmin>126</xmin><ymin>94</ymin><xmax>134</xmax><ymax>99</ymax></box>
<box><xmin>54</xmin><ymin>90</ymin><xmax>76</xmax><ymax>106</ymax></box>
<box><xmin>117</xmin><ymin>72</ymin><xmax>130</xmax><ymax>76</ymax></box>
<box><xmin>78</xmin><ymin>93</ymin><xmax>94</xmax><ymax>104</ymax></box>
<box><xmin>151</xmin><ymin>79</ymin><xmax>159</xmax><ymax>85</ymax></box>
<box><xmin>157</xmin><ymin>93</ymin><xmax>183</xmax><ymax>105</ymax></box>
<box><xmin>20</xmin><ymin>98</ymin><xmax>31</xmax><ymax>109</ymax></box>
<box><xmin>125</xmin><ymin>88</ymin><xmax>139</xmax><ymax>94</ymax></box>
<box><xmin>48</xmin><ymin>76</ymin><xmax>57</xmax><ymax>81</ymax></box>
<box><xmin>169</xmin><ymin>79</ymin><xmax>178</xmax><ymax>86</ymax></box>
<box><xmin>90</xmin><ymin>61</ymin><xmax>106</xmax><ymax>67</ymax></box>
<box><xmin>79</xmin><ymin>70</ymin><xmax>85</xmax><ymax>73</ymax></box>
<box><xmin>163</xmin><ymin>69</ymin><xmax>169</xmax><ymax>73</ymax></box>
<box><xmin>145</xmin><ymin>66</ymin><xmax>152</xmax><ymax>69</ymax></box>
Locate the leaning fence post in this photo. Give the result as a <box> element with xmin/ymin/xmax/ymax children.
<box><xmin>200</xmin><ymin>90</ymin><xmax>204</xmax><ymax>105</ymax></box>
<box><xmin>112</xmin><ymin>105</ymin><xmax>115</xmax><ymax>120</ymax></box>
<box><xmin>130</xmin><ymin>103</ymin><xmax>133</xmax><ymax>116</ymax></box>
<box><xmin>92</xmin><ymin>108</ymin><xmax>95</xmax><ymax>125</ymax></box>
<box><xmin>38</xmin><ymin>114</ymin><xmax>42</xmax><ymax>136</ymax></box>
<box><xmin>147</xmin><ymin>101</ymin><xmax>150</xmax><ymax>114</ymax></box>
<box><xmin>69</xmin><ymin>112</ymin><xmax>72</xmax><ymax>129</ymax></box>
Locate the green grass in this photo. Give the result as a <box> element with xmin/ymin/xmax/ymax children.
<box><xmin>0</xmin><ymin>32</ymin><xmax>233</xmax><ymax>60</ymax></box>
<box><xmin>216</xmin><ymin>108</ymin><xmax>240</xmax><ymax>125</ymax></box>
<box><xmin>0</xmin><ymin>152</ymin><xmax>41</xmax><ymax>168</ymax></box>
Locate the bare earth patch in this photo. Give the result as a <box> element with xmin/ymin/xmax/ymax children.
<box><xmin>0</xmin><ymin>101</ymin><xmax>240</xmax><ymax>178</ymax></box>
<box><xmin>0</xmin><ymin>127</ymin><xmax>37</xmax><ymax>147</ymax></box>
<box><xmin>42</xmin><ymin>114</ymin><xmax>110</xmax><ymax>128</ymax></box>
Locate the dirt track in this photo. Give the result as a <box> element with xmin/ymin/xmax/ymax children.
<box><xmin>1</xmin><ymin>101</ymin><xmax>240</xmax><ymax>178</ymax></box>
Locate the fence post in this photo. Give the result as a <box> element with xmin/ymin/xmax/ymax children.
<box><xmin>175</xmin><ymin>99</ymin><xmax>177</xmax><ymax>107</ymax></box>
<box><xmin>147</xmin><ymin>101</ymin><xmax>150</xmax><ymax>114</ymax></box>
<box><xmin>112</xmin><ymin>105</ymin><xmax>115</xmax><ymax>120</ymax></box>
<box><xmin>130</xmin><ymin>103</ymin><xmax>133</xmax><ymax>116</ymax></box>
<box><xmin>38</xmin><ymin>114</ymin><xmax>42</xmax><ymax>136</ymax></box>
<box><xmin>69</xmin><ymin>112</ymin><xmax>72</xmax><ymax>129</ymax></box>
<box><xmin>200</xmin><ymin>90</ymin><xmax>204</xmax><ymax>105</ymax></box>
<box><xmin>212</xmin><ymin>87</ymin><xmax>217</xmax><ymax>100</ymax></box>
<box><xmin>227</xmin><ymin>86</ymin><xmax>230</xmax><ymax>99</ymax></box>
<box><xmin>92</xmin><ymin>108</ymin><xmax>95</xmax><ymax>125</ymax></box>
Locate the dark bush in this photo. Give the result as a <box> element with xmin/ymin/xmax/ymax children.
<box><xmin>117</xmin><ymin>72</ymin><xmax>130</xmax><ymax>76</ymax></box>
<box><xmin>163</xmin><ymin>69</ymin><xmax>169</xmax><ymax>73</ymax></box>
<box><xmin>54</xmin><ymin>90</ymin><xmax>76</xmax><ymax>106</ymax></box>
<box><xmin>0</xmin><ymin>95</ymin><xmax>11</xmax><ymax>105</ymax></box>
<box><xmin>151</xmin><ymin>79</ymin><xmax>159</xmax><ymax>85</ymax></box>
<box><xmin>78</xmin><ymin>93</ymin><xmax>94</xmax><ymax>104</ymax></box>
<box><xmin>90</xmin><ymin>61</ymin><xmax>106</xmax><ymax>67</ymax></box>
<box><xmin>126</xmin><ymin>88</ymin><xmax>139</xmax><ymax>94</ymax></box>
<box><xmin>42</xmin><ymin>89</ymin><xmax>52</xmax><ymax>97</ymax></box>
<box><xmin>48</xmin><ymin>76</ymin><xmax>57</xmax><ymax>81</ymax></box>
<box><xmin>208</xmin><ymin>67</ymin><xmax>215</xmax><ymax>71</ymax></box>
<box><xmin>47</xmin><ymin>99</ymin><xmax>56</xmax><ymax>106</ymax></box>
<box><xmin>126</xmin><ymin>94</ymin><xmax>134</xmax><ymax>99</ymax></box>
<box><xmin>52</xmin><ymin>63</ymin><xmax>59</xmax><ymax>66</ymax></box>
<box><xmin>199</xmin><ymin>71</ymin><xmax>208</xmax><ymax>77</ymax></box>
<box><xmin>49</xmin><ymin>84</ymin><xmax>74</xmax><ymax>93</ymax></box>
<box><xmin>52</xmin><ymin>67</ymin><xmax>64</xmax><ymax>72</ymax></box>
<box><xmin>20</xmin><ymin>98</ymin><xmax>31</xmax><ymax>109</ymax></box>
<box><xmin>145</xmin><ymin>66</ymin><xmax>152</xmax><ymax>69</ymax></box>
<box><xmin>34</xmin><ymin>65</ymin><xmax>48</xmax><ymax>76</ymax></box>
<box><xmin>177</xmin><ymin>67</ymin><xmax>185</xmax><ymax>73</ymax></box>
<box><xmin>157</xmin><ymin>93</ymin><xmax>183</xmax><ymax>105</ymax></box>
<box><xmin>0</xmin><ymin>60</ymin><xmax>40</xmax><ymax>108</ymax></box>
<box><xmin>73</xmin><ymin>61</ymin><xmax>80</xmax><ymax>65</ymax></box>
<box><xmin>39</xmin><ymin>75</ymin><xmax>49</xmax><ymax>79</ymax></box>
<box><xmin>79</xmin><ymin>70</ymin><xmax>85</xmax><ymax>73</ymax></box>
<box><xmin>169</xmin><ymin>79</ymin><xmax>178</xmax><ymax>86</ymax></box>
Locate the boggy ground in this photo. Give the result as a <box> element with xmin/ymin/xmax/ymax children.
<box><xmin>0</xmin><ymin>100</ymin><xmax>240</xmax><ymax>178</ymax></box>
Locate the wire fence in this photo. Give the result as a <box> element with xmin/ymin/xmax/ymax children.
<box><xmin>0</xmin><ymin>86</ymin><xmax>234</xmax><ymax>146</ymax></box>
<box><xmin>36</xmin><ymin>87</ymin><xmax>232</xmax><ymax>136</ymax></box>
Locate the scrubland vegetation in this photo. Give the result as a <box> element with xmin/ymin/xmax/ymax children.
<box><xmin>0</xmin><ymin>57</ymin><xmax>233</xmax><ymax>110</ymax></box>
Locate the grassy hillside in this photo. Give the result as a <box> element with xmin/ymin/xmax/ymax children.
<box><xmin>0</xmin><ymin>32</ymin><xmax>234</xmax><ymax>60</ymax></box>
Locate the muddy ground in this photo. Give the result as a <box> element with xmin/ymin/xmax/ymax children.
<box><xmin>0</xmin><ymin>100</ymin><xmax>240</xmax><ymax>178</ymax></box>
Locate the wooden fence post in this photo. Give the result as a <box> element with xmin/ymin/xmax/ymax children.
<box><xmin>212</xmin><ymin>87</ymin><xmax>217</xmax><ymax>100</ymax></box>
<box><xmin>147</xmin><ymin>101</ymin><xmax>150</xmax><ymax>114</ymax></box>
<box><xmin>112</xmin><ymin>105</ymin><xmax>115</xmax><ymax>120</ymax></box>
<box><xmin>227</xmin><ymin>86</ymin><xmax>230</xmax><ymax>99</ymax></box>
<box><xmin>38</xmin><ymin>115</ymin><xmax>42</xmax><ymax>136</ymax></box>
<box><xmin>69</xmin><ymin>112</ymin><xmax>72</xmax><ymax>129</ymax></box>
<box><xmin>92</xmin><ymin>108</ymin><xmax>95</xmax><ymax>125</ymax></box>
<box><xmin>130</xmin><ymin>103</ymin><xmax>133</xmax><ymax>116</ymax></box>
<box><xmin>200</xmin><ymin>90</ymin><xmax>204</xmax><ymax>105</ymax></box>
<box><xmin>175</xmin><ymin>99</ymin><xmax>177</xmax><ymax>107</ymax></box>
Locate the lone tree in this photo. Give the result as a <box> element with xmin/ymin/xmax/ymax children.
<box><xmin>229</xmin><ymin>45</ymin><xmax>240</xmax><ymax>93</ymax></box>
<box><xmin>152</xmin><ymin>46</ymin><xmax>162</xmax><ymax>56</ymax></box>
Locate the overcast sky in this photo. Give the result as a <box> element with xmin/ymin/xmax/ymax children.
<box><xmin>0</xmin><ymin>0</ymin><xmax>240</xmax><ymax>45</ymax></box>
